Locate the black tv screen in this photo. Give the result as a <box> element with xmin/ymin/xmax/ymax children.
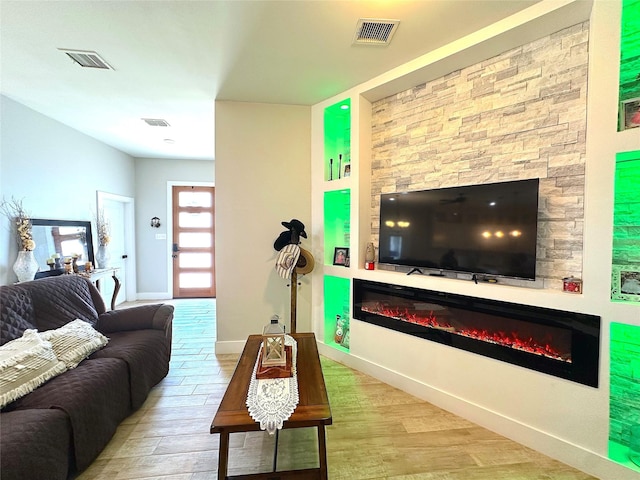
<box><xmin>378</xmin><ymin>179</ymin><xmax>540</xmax><ymax>280</ymax></box>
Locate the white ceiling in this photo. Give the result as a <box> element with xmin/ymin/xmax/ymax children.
<box><xmin>0</xmin><ymin>0</ymin><xmax>542</xmax><ymax>161</ymax></box>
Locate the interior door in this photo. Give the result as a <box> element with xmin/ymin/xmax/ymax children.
<box><xmin>98</xmin><ymin>197</ymin><xmax>127</xmax><ymax>306</ymax></box>
<box><xmin>172</xmin><ymin>186</ymin><xmax>215</xmax><ymax>298</ymax></box>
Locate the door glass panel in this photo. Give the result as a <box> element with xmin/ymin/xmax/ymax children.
<box><xmin>179</xmin><ymin>273</ymin><xmax>212</xmax><ymax>288</ymax></box>
<box><xmin>179</xmin><ymin>212</ymin><xmax>212</xmax><ymax>228</ymax></box>
<box><xmin>179</xmin><ymin>191</ymin><xmax>212</xmax><ymax>208</ymax></box>
<box><xmin>179</xmin><ymin>253</ymin><xmax>212</xmax><ymax>268</ymax></box>
<box><xmin>179</xmin><ymin>232</ymin><xmax>212</xmax><ymax>248</ymax></box>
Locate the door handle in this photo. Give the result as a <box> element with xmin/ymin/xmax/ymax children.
<box><xmin>122</xmin><ymin>254</ymin><xmax>128</xmax><ymax>259</ymax></box>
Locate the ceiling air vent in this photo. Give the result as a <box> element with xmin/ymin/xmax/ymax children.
<box><xmin>142</xmin><ymin>118</ymin><xmax>171</xmax><ymax>127</ymax></box>
<box><xmin>353</xmin><ymin>18</ymin><xmax>399</xmax><ymax>46</ymax></box>
<box><xmin>58</xmin><ymin>49</ymin><xmax>113</xmax><ymax>70</ymax></box>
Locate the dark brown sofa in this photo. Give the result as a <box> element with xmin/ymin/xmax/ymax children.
<box><xmin>0</xmin><ymin>275</ymin><xmax>173</xmax><ymax>480</ymax></box>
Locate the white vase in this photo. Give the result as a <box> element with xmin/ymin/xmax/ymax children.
<box><xmin>13</xmin><ymin>250</ymin><xmax>39</xmax><ymax>282</ymax></box>
<box><xmin>96</xmin><ymin>245</ymin><xmax>111</xmax><ymax>269</ymax></box>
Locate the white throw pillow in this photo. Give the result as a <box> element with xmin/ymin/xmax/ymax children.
<box><xmin>0</xmin><ymin>329</ymin><xmax>67</xmax><ymax>408</ymax></box>
<box><xmin>40</xmin><ymin>319</ymin><xmax>109</xmax><ymax>369</ymax></box>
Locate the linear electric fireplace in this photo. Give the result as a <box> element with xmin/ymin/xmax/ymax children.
<box><xmin>353</xmin><ymin>279</ymin><xmax>600</xmax><ymax>387</ymax></box>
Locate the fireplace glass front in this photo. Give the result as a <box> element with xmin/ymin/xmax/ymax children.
<box><xmin>353</xmin><ymin>279</ymin><xmax>600</xmax><ymax>387</ymax></box>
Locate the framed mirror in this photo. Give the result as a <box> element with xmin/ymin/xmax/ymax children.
<box><xmin>31</xmin><ymin>219</ymin><xmax>95</xmax><ymax>278</ymax></box>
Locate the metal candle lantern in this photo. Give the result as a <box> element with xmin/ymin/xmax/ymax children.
<box><xmin>262</xmin><ymin>315</ymin><xmax>286</xmax><ymax>367</ymax></box>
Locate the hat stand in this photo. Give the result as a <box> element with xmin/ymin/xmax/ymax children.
<box><xmin>290</xmin><ymin>270</ymin><xmax>298</xmax><ymax>334</ymax></box>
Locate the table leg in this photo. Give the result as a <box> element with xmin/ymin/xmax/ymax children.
<box><xmin>110</xmin><ymin>273</ymin><xmax>121</xmax><ymax>310</ymax></box>
<box><xmin>273</xmin><ymin>429</ymin><xmax>279</xmax><ymax>472</ymax></box>
<box><xmin>218</xmin><ymin>431</ymin><xmax>229</xmax><ymax>480</ymax></box>
<box><xmin>317</xmin><ymin>425</ymin><xmax>328</xmax><ymax>480</ymax></box>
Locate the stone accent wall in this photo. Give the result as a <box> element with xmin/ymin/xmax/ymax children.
<box><xmin>370</xmin><ymin>22</ymin><xmax>589</xmax><ymax>289</ymax></box>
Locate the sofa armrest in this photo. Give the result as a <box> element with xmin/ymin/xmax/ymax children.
<box><xmin>97</xmin><ymin>304</ymin><xmax>173</xmax><ymax>335</ymax></box>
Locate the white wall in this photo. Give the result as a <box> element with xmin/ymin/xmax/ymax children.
<box><xmin>134</xmin><ymin>157</ymin><xmax>214</xmax><ymax>297</ymax></box>
<box><xmin>214</xmin><ymin>101</ymin><xmax>311</xmax><ymax>350</ymax></box>
<box><xmin>0</xmin><ymin>96</ymin><xmax>136</xmax><ymax>284</ymax></box>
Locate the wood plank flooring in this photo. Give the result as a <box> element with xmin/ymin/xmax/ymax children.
<box><xmin>76</xmin><ymin>299</ymin><xmax>595</xmax><ymax>480</ymax></box>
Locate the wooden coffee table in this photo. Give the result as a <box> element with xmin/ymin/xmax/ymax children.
<box><xmin>210</xmin><ymin>333</ymin><xmax>332</xmax><ymax>479</ymax></box>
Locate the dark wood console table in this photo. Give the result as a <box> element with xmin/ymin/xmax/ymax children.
<box><xmin>210</xmin><ymin>333</ymin><xmax>332</xmax><ymax>479</ymax></box>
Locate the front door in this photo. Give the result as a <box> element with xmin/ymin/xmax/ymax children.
<box><xmin>172</xmin><ymin>186</ymin><xmax>216</xmax><ymax>298</ymax></box>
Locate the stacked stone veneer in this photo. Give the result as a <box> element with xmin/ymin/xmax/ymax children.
<box><xmin>370</xmin><ymin>22</ymin><xmax>589</xmax><ymax>289</ymax></box>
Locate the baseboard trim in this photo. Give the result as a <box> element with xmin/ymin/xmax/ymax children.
<box><xmin>316</xmin><ymin>342</ymin><xmax>636</xmax><ymax>480</ymax></box>
<box><xmin>136</xmin><ymin>292</ymin><xmax>172</xmax><ymax>300</ymax></box>
<box><xmin>215</xmin><ymin>340</ymin><xmax>247</xmax><ymax>354</ymax></box>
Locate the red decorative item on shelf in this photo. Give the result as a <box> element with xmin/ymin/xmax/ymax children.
<box><xmin>563</xmin><ymin>276</ymin><xmax>582</xmax><ymax>294</ymax></box>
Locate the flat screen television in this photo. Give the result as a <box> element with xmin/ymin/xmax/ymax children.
<box><xmin>378</xmin><ymin>178</ymin><xmax>540</xmax><ymax>280</ymax></box>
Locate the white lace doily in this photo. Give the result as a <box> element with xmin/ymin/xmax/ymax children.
<box><xmin>246</xmin><ymin>335</ymin><xmax>299</xmax><ymax>435</ymax></box>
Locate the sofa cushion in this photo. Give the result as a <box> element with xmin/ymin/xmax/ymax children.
<box><xmin>0</xmin><ymin>329</ymin><xmax>67</xmax><ymax>408</ymax></box>
<box><xmin>0</xmin><ymin>284</ymin><xmax>36</xmax><ymax>346</ymax></box>
<box><xmin>90</xmin><ymin>329</ymin><xmax>170</xmax><ymax>409</ymax></box>
<box><xmin>22</xmin><ymin>275</ymin><xmax>101</xmax><ymax>331</ymax></box>
<box><xmin>0</xmin><ymin>408</ymin><xmax>72</xmax><ymax>480</ymax></box>
<box><xmin>40</xmin><ymin>319</ymin><xmax>109</xmax><ymax>369</ymax></box>
<box><xmin>9</xmin><ymin>357</ymin><xmax>131</xmax><ymax>472</ymax></box>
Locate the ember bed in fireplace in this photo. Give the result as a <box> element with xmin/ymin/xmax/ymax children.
<box><xmin>353</xmin><ymin>279</ymin><xmax>600</xmax><ymax>387</ymax></box>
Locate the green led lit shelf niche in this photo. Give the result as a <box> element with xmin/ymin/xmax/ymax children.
<box><xmin>324</xmin><ymin>99</ymin><xmax>351</xmax><ymax>182</ymax></box>
<box><xmin>324</xmin><ymin>275</ymin><xmax>350</xmax><ymax>352</ymax></box>
<box><xmin>611</xmin><ymin>150</ymin><xmax>640</xmax><ymax>303</ymax></box>
<box><xmin>618</xmin><ymin>0</ymin><xmax>640</xmax><ymax>131</ymax></box>
<box><xmin>608</xmin><ymin>322</ymin><xmax>640</xmax><ymax>473</ymax></box>
<box><xmin>324</xmin><ymin>189</ymin><xmax>351</xmax><ymax>266</ymax></box>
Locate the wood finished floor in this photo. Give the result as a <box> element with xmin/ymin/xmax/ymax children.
<box><xmin>76</xmin><ymin>299</ymin><xmax>596</xmax><ymax>480</ymax></box>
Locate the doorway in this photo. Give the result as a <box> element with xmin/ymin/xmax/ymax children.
<box><xmin>171</xmin><ymin>185</ymin><xmax>216</xmax><ymax>298</ymax></box>
<box><xmin>96</xmin><ymin>191</ymin><xmax>135</xmax><ymax>306</ymax></box>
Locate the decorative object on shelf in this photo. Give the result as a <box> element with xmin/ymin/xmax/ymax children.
<box><xmin>343</xmin><ymin>162</ymin><xmax>351</xmax><ymax>178</ymax></box>
<box><xmin>341</xmin><ymin>328</ymin><xmax>350</xmax><ymax>348</ymax></box>
<box><xmin>611</xmin><ymin>265</ymin><xmax>640</xmax><ymax>302</ymax></box>
<box><xmin>71</xmin><ymin>254</ymin><xmax>81</xmax><ymax>273</ymax></box>
<box><xmin>333</xmin><ymin>247</ymin><xmax>349</xmax><ymax>266</ymax></box>
<box><xmin>562</xmin><ymin>276</ymin><xmax>582</xmax><ymax>294</ymax></box>
<box><xmin>95</xmin><ymin>244</ymin><xmax>111</xmax><ymax>269</ymax></box>
<box><xmin>150</xmin><ymin>216</ymin><xmax>161</xmax><ymax>228</ymax></box>
<box><xmin>329</xmin><ymin>158</ymin><xmax>334</xmax><ymax>180</ymax></box>
<box><xmin>12</xmin><ymin>250</ymin><xmax>39</xmax><ymax>283</ymax></box>
<box><xmin>365</xmin><ymin>242</ymin><xmax>375</xmax><ymax>270</ymax></box>
<box><xmin>620</xmin><ymin>98</ymin><xmax>640</xmax><ymax>130</ymax></box>
<box><xmin>84</xmin><ymin>261</ymin><xmax>93</xmax><ymax>272</ymax></box>
<box><xmin>334</xmin><ymin>315</ymin><xmax>344</xmax><ymax>344</ymax></box>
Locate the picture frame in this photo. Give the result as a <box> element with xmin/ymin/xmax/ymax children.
<box><xmin>611</xmin><ymin>265</ymin><xmax>640</xmax><ymax>302</ymax></box>
<box><xmin>343</xmin><ymin>163</ymin><xmax>351</xmax><ymax>178</ymax></box>
<box><xmin>620</xmin><ymin>97</ymin><xmax>640</xmax><ymax>130</ymax></box>
<box><xmin>333</xmin><ymin>247</ymin><xmax>349</xmax><ymax>266</ymax></box>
